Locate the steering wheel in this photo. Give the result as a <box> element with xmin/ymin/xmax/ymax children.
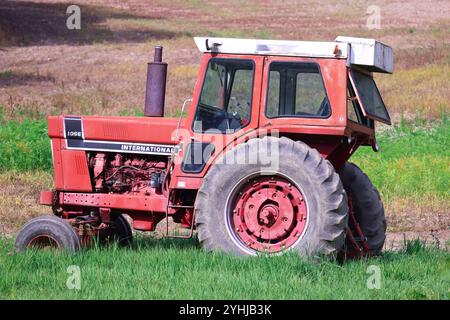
<box><xmin>197</xmin><ymin>103</ymin><xmax>237</xmax><ymax>131</ymax></box>
<box><xmin>198</xmin><ymin>103</ymin><xmax>224</xmax><ymax>114</ymax></box>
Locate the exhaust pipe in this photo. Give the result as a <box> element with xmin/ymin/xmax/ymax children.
<box><xmin>144</xmin><ymin>46</ymin><xmax>167</xmax><ymax>117</ymax></box>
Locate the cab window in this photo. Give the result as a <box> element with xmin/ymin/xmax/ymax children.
<box><xmin>347</xmin><ymin>79</ymin><xmax>372</xmax><ymax>127</ymax></box>
<box><xmin>266</xmin><ymin>62</ymin><xmax>330</xmax><ymax>118</ymax></box>
<box><xmin>349</xmin><ymin>70</ymin><xmax>391</xmax><ymax>124</ymax></box>
<box><xmin>193</xmin><ymin>59</ymin><xmax>254</xmax><ymax>134</ymax></box>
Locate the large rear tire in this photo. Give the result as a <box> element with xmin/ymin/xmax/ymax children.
<box><xmin>195</xmin><ymin>137</ymin><xmax>348</xmax><ymax>258</ymax></box>
<box><xmin>338</xmin><ymin>162</ymin><xmax>386</xmax><ymax>254</ymax></box>
<box><xmin>15</xmin><ymin>215</ymin><xmax>81</xmax><ymax>252</ymax></box>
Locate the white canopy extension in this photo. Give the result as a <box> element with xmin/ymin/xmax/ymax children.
<box><xmin>335</xmin><ymin>36</ymin><xmax>393</xmax><ymax>74</ymax></box>
<box><xmin>194</xmin><ymin>36</ymin><xmax>393</xmax><ymax>74</ymax></box>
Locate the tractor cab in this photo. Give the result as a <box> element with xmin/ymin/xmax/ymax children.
<box><xmin>183</xmin><ymin>36</ymin><xmax>392</xmax><ymax>155</ymax></box>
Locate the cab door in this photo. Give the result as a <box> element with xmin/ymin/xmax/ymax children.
<box><xmin>170</xmin><ymin>54</ymin><xmax>265</xmax><ymax>189</ymax></box>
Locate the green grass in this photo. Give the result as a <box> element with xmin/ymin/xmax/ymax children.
<box><xmin>352</xmin><ymin>117</ymin><xmax>449</xmax><ymax>202</ymax></box>
<box><xmin>0</xmin><ymin>119</ymin><xmax>52</xmax><ymax>171</ymax></box>
<box><xmin>0</xmin><ymin>237</ymin><xmax>448</xmax><ymax>299</ymax></box>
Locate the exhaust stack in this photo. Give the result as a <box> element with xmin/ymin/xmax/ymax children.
<box><xmin>144</xmin><ymin>46</ymin><xmax>167</xmax><ymax>117</ymax></box>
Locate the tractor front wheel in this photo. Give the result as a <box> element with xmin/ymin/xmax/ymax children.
<box><xmin>99</xmin><ymin>214</ymin><xmax>133</xmax><ymax>246</ymax></box>
<box><xmin>15</xmin><ymin>215</ymin><xmax>81</xmax><ymax>252</ymax></box>
<box><xmin>195</xmin><ymin>137</ymin><xmax>348</xmax><ymax>258</ymax></box>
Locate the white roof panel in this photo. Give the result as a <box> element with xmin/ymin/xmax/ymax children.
<box><xmin>194</xmin><ymin>37</ymin><xmax>348</xmax><ymax>59</ymax></box>
<box><xmin>194</xmin><ymin>36</ymin><xmax>394</xmax><ymax>73</ymax></box>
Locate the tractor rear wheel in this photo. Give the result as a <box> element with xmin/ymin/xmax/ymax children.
<box><xmin>15</xmin><ymin>215</ymin><xmax>81</xmax><ymax>252</ymax></box>
<box><xmin>195</xmin><ymin>136</ymin><xmax>348</xmax><ymax>258</ymax></box>
<box><xmin>338</xmin><ymin>162</ymin><xmax>386</xmax><ymax>254</ymax></box>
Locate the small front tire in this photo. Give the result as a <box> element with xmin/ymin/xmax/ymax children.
<box><xmin>100</xmin><ymin>214</ymin><xmax>133</xmax><ymax>246</ymax></box>
<box><xmin>15</xmin><ymin>215</ymin><xmax>81</xmax><ymax>252</ymax></box>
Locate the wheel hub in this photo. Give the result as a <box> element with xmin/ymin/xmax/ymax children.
<box><xmin>259</xmin><ymin>203</ymin><xmax>279</xmax><ymax>227</ymax></box>
<box><xmin>229</xmin><ymin>175</ymin><xmax>308</xmax><ymax>253</ymax></box>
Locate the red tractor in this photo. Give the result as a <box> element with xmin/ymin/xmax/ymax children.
<box><xmin>16</xmin><ymin>36</ymin><xmax>393</xmax><ymax>259</ymax></box>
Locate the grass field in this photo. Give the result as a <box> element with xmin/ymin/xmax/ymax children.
<box><xmin>0</xmin><ymin>0</ymin><xmax>449</xmax><ymax>300</ymax></box>
<box><xmin>0</xmin><ymin>237</ymin><xmax>448</xmax><ymax>300</ymax></box>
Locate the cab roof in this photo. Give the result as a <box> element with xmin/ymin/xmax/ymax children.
<box><xmin>194</xmin><ymin>36</ymin><xmax>393</xmax><ymax>74</ymax></box>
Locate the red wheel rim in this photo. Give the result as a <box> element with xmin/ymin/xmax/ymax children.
<box><xmin>27</xmin><ymin>235</ymin><xmax>61</xmax><ymax>250</ymax></box>
<box><xmin>227</xmin><ymin>175</ymin><xmax>308</xmax><ymax>253</ymax></box>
